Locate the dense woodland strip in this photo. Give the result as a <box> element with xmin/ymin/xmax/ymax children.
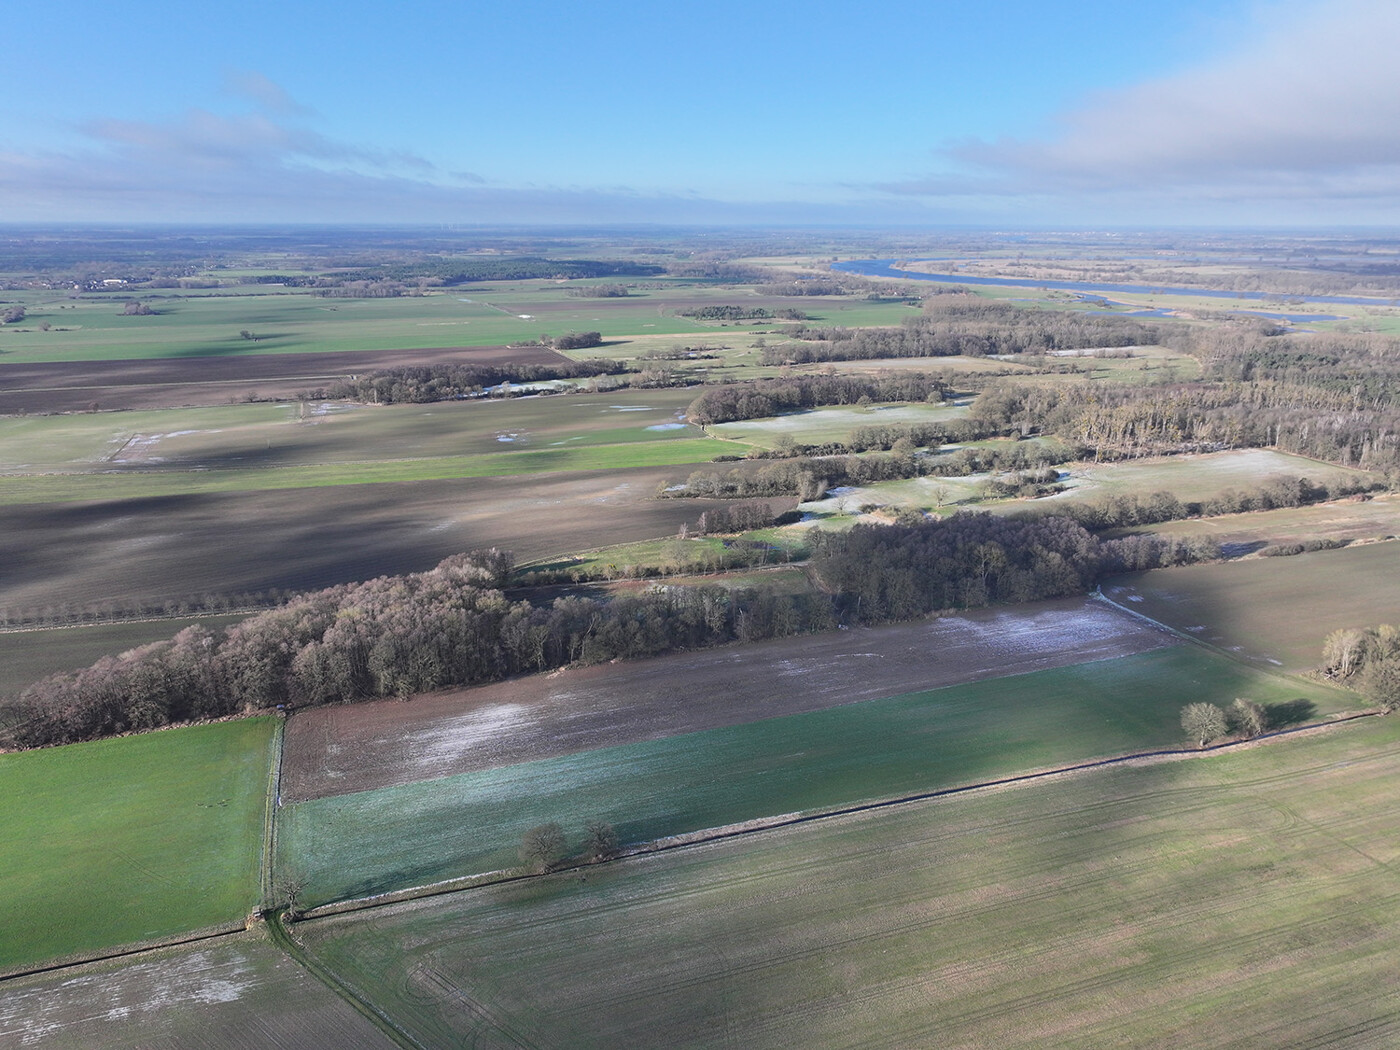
<box><xmin>763</xmin><ymin>299</ymin><xmax>1158</xmax><ymax>364</ymax></box>
<box><xmin>310</xmin><ymin>360</ymin><xmax>627</xmax><ymax>404</ymax></box>
<box><xmin>2</xmin><ymin>513</ymin><xmax>1213</xmax><ymax>750</ymax></box>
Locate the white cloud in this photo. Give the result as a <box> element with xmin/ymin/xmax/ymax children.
<box><xmin>0</xmin><ymin>72</ymin><xmax>934</xmax><ymax>224</ymax></box>
<box><xmin>886</xmin><ymin>0</ymin><xmax>1400</xmax><ymax>220</ymax></box>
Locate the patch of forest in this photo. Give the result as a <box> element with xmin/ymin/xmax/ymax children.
<box><xmin>764</xmin><ymin>299</ymin><xmax>1158</xmax><ymax>364</ymax></box>
<box><xmin>2</xmin><ymin>513</ymin><xmax>1213</xmax><ymax>750</ymax></box>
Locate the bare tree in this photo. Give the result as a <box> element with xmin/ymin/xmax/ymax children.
<box><xmin>1181</xmin><ymin>702</ymin><xmax>1228</xmax><ymax>747</ymax></box>
<box><xmin>519</xmin><ymin>822</ymin><xmax>567</xmax><ymax>873</ymax></box>
<box><xmin>1227</xmin><ymin>697</ymin><xmax>1267</xmax><ymax>738</ymax></box>
<box><xmin>583</xmin><ymin>820</ymin><xmax>619</xmax><ymax>862</ymax></box>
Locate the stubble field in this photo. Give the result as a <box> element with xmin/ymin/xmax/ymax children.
<box><xmin>1104</xmin><ymin>540</ymin><xmax>1400</xmax><ymax>671</ymax></box>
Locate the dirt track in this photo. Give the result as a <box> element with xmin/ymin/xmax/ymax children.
<box><xmin>0</xmin><ymin>345</ymin><xmax>565</xmax><ymax>414</ymax></box>
<box><xmin>281</xmin><ymin>596</ymin><xmax>1177</xmax><ymax>801</ymax></box>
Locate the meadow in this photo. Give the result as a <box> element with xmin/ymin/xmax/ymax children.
<box><xmin>0</xmin><ymin>718</ymin><xmax>275</xmax><ymax>974</ymax></box>
<box><xmin>295</xmin><ymin>715</ymin><xmax>1400</xmax><ymax>1049</ymax></box>
<box><xmin>817</xmin><ymin>447</ymin><xmax>1380</xmax><ymax>520</ymax></box>
<box><xmin>276</xmin><ymin>646</ymin><xmax>1352</xmax><ymax>907</ymax></box>
<box><xmin>0</xmin><ymin>281</ymin><xmax>919</xmax><ymax>364</ymax></box>
<box><xmin>1104</xmin><ymin>540</ymin><xmax>1400</xmax><ymax>671</ymax></box>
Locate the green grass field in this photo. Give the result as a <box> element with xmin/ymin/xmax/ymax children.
<box><xmin>0</xmin><ymin>388</ymin><xmax>708</xmax><ymax>473</ymax></box>
<box><xmin>296</xmin><ymin>715</ymin><xmax>1400</xmax><ymax>1049</ymax></box>
<box><xmin>0</xmin><ymin>718</ymin><xmax>276</xmax><ymax>974</ymax></box>
<box><xmin>0</xmin><ymin>439</ymin><xmax>749</xmax><ymax>504</ymax></box>
<box><xmin>1106</xmin><ymin>540</ymin><xmax>1400</xmax><ymax>671</ymax></box>
<box><xmin>0</xmin><ymin>283</ymin><xmax>922</xmax><ymax>365</ymax></box>
<box><xmin>826</xmin><ymin>448</ymin><xmax>1380</xmax><ymax>519</ymax></box>
<box><xmin>276</xmin><ymin>646</ymin><xmax>1354</xmax><ymax>907</ymax></box>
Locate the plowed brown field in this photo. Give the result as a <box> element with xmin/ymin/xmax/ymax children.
<box><xmin>0</xmin><ymin>344</ymin><xmax>566</xmax><ymax>413</ymax></box>
<box><xmin>281</xmin><ymin>596</ymin><xmax>1174</xmax><ymax>801</ymax></box>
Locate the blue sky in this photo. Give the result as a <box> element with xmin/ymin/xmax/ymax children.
<box><xmin>3</xmin><ymin>0</ymin><xmax>1396</xmax><ymax>226</ymax></box>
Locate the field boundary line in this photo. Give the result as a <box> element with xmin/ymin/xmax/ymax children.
<box><xmin>1092</xmin><ymin>586</ymin><xmax>1367</xmax><ymax>698</ymax></box>
<box><xmin>260</xmin><ymin>716</ymin><xmax>286</xmax><ymax>912</ymax></box>
<box><xmin>294</xmin><ymin>710</ymin><xmax>1383</xmax><ymax>923</ymax></box>
<box><xmin>266</xmin><ymin>910</ymin><xmax>428</xmax><ymax>1050</ymax></box>
<box><xmin>0</xmin><ymin>922</ymin><xmax>247</xmax><ymax>984</ymax></box>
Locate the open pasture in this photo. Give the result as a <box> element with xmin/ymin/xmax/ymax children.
<box><xmin>0</xmin><ymin>718</ymin><xmax>274</xmax><ymax>974</ymax></box>
<box><xmin>1104</xmin><ymin>540</ymin><xmax>1400</xmax><ymax>671</ymax></box>
<box><xmin>710</xmin><ymin>400</ymin><xmax>965</xmax><ymax>449</ymax></box>
<box><xmin>0</xmin><ymin>935</ymin><xmax>398</xmax><ymax>1050</ymax></box>
<box><xmin>281</xmin><ymin>596</ymin><xmax>1175</xmax><ymax>800</ymax></box>
<box><xmin>0</xmin><ymin>289</ymin><xmax>699</xmax><ymax>364</ymax></box>
<box><xmin>296</xmin><ymin>715</ymin><xmax>1400</xmax><ymax>1050</ymax></box>
<box><xmin>0</xmin><ymin>387</ymin><xmax>706</xmax><ymax>475</ymax></box>
<box><xmin>0</xmin><ymin>437</ymin><xmax>743</xmax><ymax>504</ymax></box>
<box><xmin>0</xmin><ymin>343</ymin><xmax>567</xmax><ymax>415</ymax></box>
<box><xmin>1132</xmin><ymin>492</ymin><xmax>1400</xmax><ymax>549</ymax></box>
<box><xmin>829</xmin><ymin>448</ymin><xmax>1380</xmax><ymax>519</ymax></box>
<box><xmin>1046</xmin><ymin>448</ymin><xmax>1376</xmax><ymax>504</ymax></box>
<box><xmin>0</xmin><ymin>468</ymin><xmax>784</xmax><ymax>617</ymax></box>
<box><xmin>276</xmin><ymin>646</ymin><xmax>1351</xmax><ymax>906</ymax></box>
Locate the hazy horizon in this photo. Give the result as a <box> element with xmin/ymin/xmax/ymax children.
<box><xmin>5</xmin><ymin>0</ymin><xmax>1398</xmax><ymax>227</ymax></box>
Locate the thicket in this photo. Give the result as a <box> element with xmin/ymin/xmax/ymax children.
<box><xmin>552</xmin><ymin>331</ymin><xmax>604</xmax><ymax>351</ymax></box>
<box><xmin>677</xmin><ymin>305</ymin><xmax>806</xmax><ymax>321</ymax></box>
<box><xmin>1320</xmin><ymin>625</ymin><xmax>1400</xmax><ymax>712</ymax></box>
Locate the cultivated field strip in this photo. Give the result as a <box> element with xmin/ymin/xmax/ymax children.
<box><xmin>276</xmin><ymin>646</ymin><xmax>1353</xmax><ymax>907</ymax></box>
<box><xmin>295</xmin><ymin>717</ymin><xmax>1400</xmax><ymax>1049</ymax></box>
<box><xmin>281</xmin><ymin>595</ymin><xmax>1175</xmax><ymax>800</ymax></box>
<box><xmin>0</xmin><ymin>467</ymin><xmax>759</xmax><ymax>615</ymax></box>
<box><xmin>1106</xmin><ymin>540</ymin><xmax>1400</xmax><ymax>671</ymax></box>
<box><xmin>0</xmin><ymin>935</ymin><xmax>401</xmax><ymax>1049</ymax></box>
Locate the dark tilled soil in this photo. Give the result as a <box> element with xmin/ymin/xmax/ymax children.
<box><xmin>280</xmin><ymin>596</ymin><xmax>1176</xmax><ymax>801</ymax></box>
<box><xmin>0</xmin><ymin>345</ymin><xmax>566</xmax><ymax>413</ymax></box>
<box><xmin>0</xmin><ymin>469</ymin><xmax>782</xmax><ymax>615</ymax></box>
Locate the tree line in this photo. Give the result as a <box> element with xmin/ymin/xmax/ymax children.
<box><xmin>308</xmin><ymin>360</ymin><xmax>626</xmax><ymax>404</ymax></box>
<box><xmin>3</xmin><ymin>508</ymin><xmax>1221</xmax><ymax>750</ymax></box>
<box><xmin>763</xmin><ymin>299</ymin><xmax>1158</xmax><ymax>364</ymax></box>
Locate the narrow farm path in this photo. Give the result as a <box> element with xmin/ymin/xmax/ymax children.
<box><xmin>266</xmin><ymin>909</ymin><xmax>425</xmax><ymax>1050</ymax></box>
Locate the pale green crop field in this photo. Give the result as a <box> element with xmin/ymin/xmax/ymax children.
<box><xmin>1105</xmin><ymin>540</ymin><xmax>1400</xmax><ymax>671</ymax></box>
<box><xmin>277</xmin><ymin>646</ymin><xmax>1352</xmax><ymax>908</ymax></box>
<box><xmin>297</xmin><ymin>715</ymin><xmax>1400</xmax><ymax>1049</ymax></box>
